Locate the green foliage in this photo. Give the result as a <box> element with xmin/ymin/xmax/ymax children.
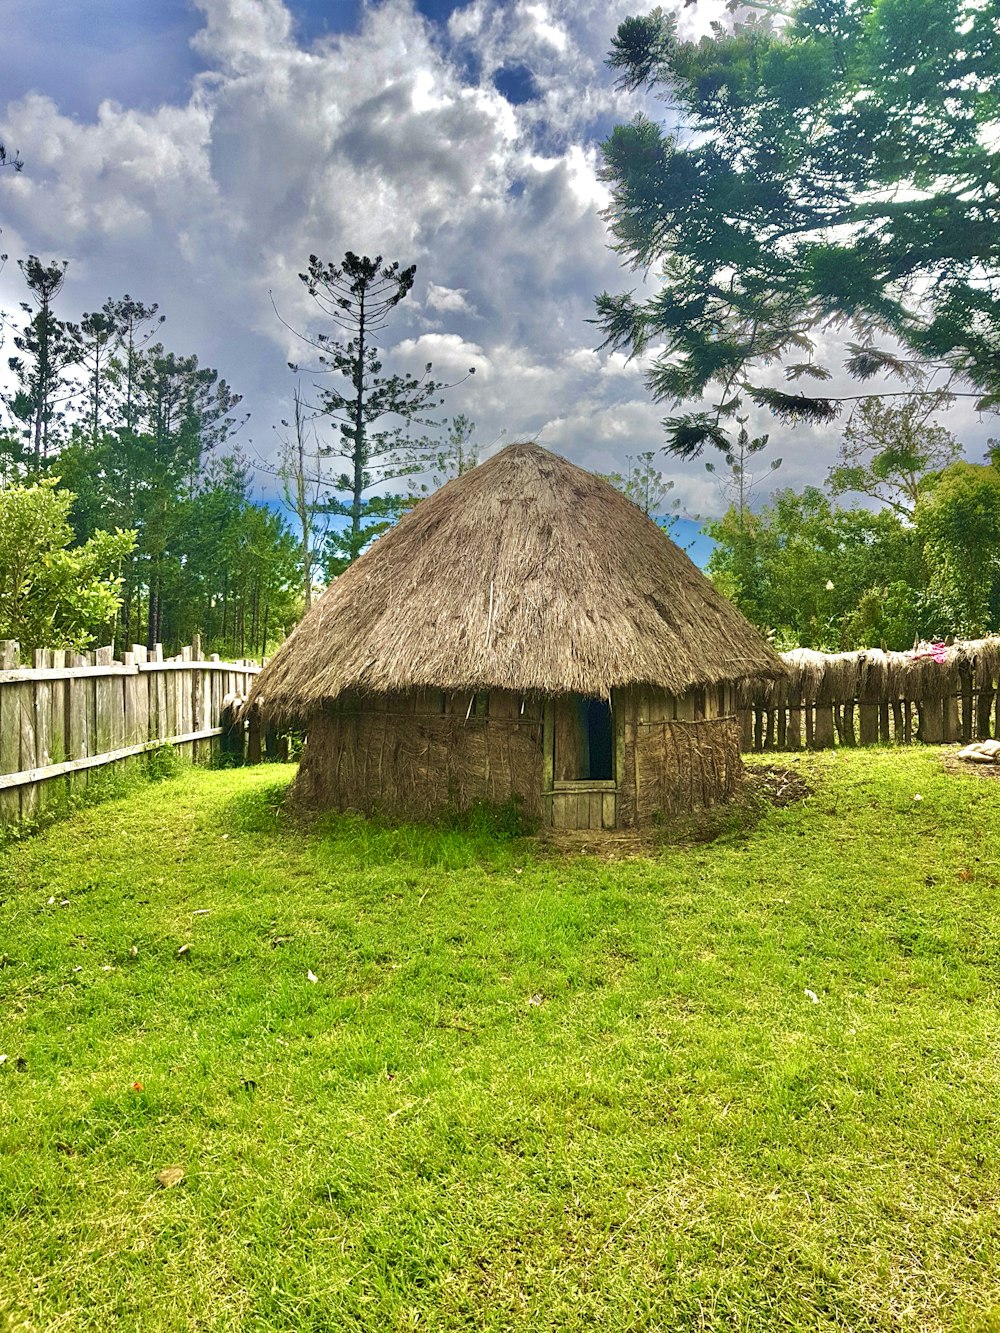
<box><xmin>916</xmin><ymin>460</ymin><xmax>1000</xmax><ymax>636</ymax></box>
<box><xmin>704</xmin><ymin>419</ymin><xmax>781</xmax><ymax>522</ymax></box>
<box><xmin>5</xmin><ymin>257</ymin><xmax>79</xmax><ymax>474</ymax></box>
<box><xmin>143</xmin><ymin>744</ymin><xmax>183</xmax><ymax>782</ymax></box>
<box><xmin>0</xmin><ymin>479</ymin><xmax>134</xmax><ymax>651</ymax></box>
<box><xmin>597</xmin><ymin>0</ymin><xmax>1000</xmax><ymax>456</ymax></box>
<box><xmin>5</xmin><ymin>754</ymin><xmax>1000</xmax><ymax>1325</ymax></box>
<box><xmin>829</xmin><ymin>399</ymin><xmax>963</xmax><ymax>516</ymax></box>
<box><xmin>409</xmin><ymin>414</ymin><xmax>481</xmax><ymax>500</ymax></box>
<box><xmin>439</xmin><ymin>795</ymin><xmax>536</xmax><ymax>840</ymax></box>
<box><xmin>706</xmin><ymin>486</ymin><xmax>925</xmax><ymax>648</ymax></box>
<box><xmin>0</xmin><ymin>256</ymin><xmax>299</xmax><ymax>659</ymax></box>
<box><xmin>291</xmin><ymin>253</ymin><xmax>473</xmax><ymax>574</ymax></box>
<box><xmin>600</xmin><ymin>450</ymin><xmax>681</xmax><ymax>531</ymax></box>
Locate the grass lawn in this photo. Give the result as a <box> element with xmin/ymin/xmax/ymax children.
<box><xmin>2</xmin><ymin>750</ymin><xmax>1000</xmax><ymax>1331</ymax></box>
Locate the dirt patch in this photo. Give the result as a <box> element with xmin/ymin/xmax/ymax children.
<box><xmin>536</xmin><ymin>828</ymin><xmax>663</xmax><ymax>860</ymax></box>
<box><xmin>943</xmin><ymin>752</ymin><xmax>1000</xmax><ymax>782</ymax></box>
<box><xmin>745</xmin><ymin>763</ymin><xmax>815</xmax><ymax>807</ymax></box>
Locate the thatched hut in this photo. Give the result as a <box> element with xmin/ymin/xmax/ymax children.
<box><xmin>247</xmin><ymin>443</ymin><xmax>783</xmax><ymax>829</ymax></box>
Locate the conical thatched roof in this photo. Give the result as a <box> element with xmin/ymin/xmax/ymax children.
<box><xmin>249</xmin><ymin>442</ymin><xmax>782</xmax><ymax>718</ymax></box>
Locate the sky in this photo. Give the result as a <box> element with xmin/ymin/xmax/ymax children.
<box><xmin>0</xmin><ymin>0</ymin><xmax>990</xmax><ymax>551</ymax></box>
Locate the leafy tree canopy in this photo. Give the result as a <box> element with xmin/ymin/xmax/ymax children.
<box><xmin>705</xmin><ymin>485</ymin><xmax>927</xmax><ymax>649</ymax></box>
<box><xmin>915</xmin><ymin>460</ymin><xmax>1000</xmax><ymax>636</ymax></box>
<box><xmin>0</xmin><ymin>479</ymin><xmax>135</xmax><ymax>652</ymax></box>
<box><xmin>596</xmin><ymin>0</ymin><xmax>1000</xmax><ymax>457</ymax></box>
<box><xmin>828</xmin><ymin>397</ymin><xmax>963</xmax><ymax>517</ymax></box>
<box><xmin>601</xmin><ymin>450</ymin><xmax>682</xmax><ymax>534</ymax></box>
<box><xmin>287</xmin><ymin>252</ymin><xmax>474</xmax><ymax>574</ymax></box>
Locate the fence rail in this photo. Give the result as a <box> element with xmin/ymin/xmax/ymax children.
<box><xmin>0</xmin><ymin>637</ymin><xmax>261</xmax><ymax>825</ymax></box>
<box><xmin>740</xmin><ymin>639</ymin><xmax>1000</xmax><ymax>752</ymax></box>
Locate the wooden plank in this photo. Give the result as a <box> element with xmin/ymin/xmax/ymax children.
<box><xmin>146</xmin><ymin>666</ymin><xmax>158</xmax><ymax>740</ymax></box>
<box><xmin>0</xmin><ymin>685</ymin><xmax>21</xmax><ymax>823</ymax></box>
<box><xmin>859</xmin><ymin>703</ymin><xmax>879</xmax><ymax>746</ymax></box>
<box><xmin>125</xmin><ymin>670</ymin><xmax>142</xmax><ymax>746</ymax></box>
<box><xmin>612</xmin><ymin>690</ymin><xmax>625</xmax><ymax>788</ymax></box>
<box><xmin>764</xmin><ymin>709</ymin><xmax>777</xmax><ymax>751</ymax></box>
<box><xmin>176</xmin><ymin>669</ymin><xmax>187</xmax><ymax>739</ymax></box>
<box><xmin>879</xmin><ymin>701</ymin><xmax>891</xmax><ymax>744</ymax></box>
<box><xmin>113</xmin><ymin>672</ymin><xmax>127</xmax><ymax>751</ymax></box>
<box><xmin>786</xmin><ymin>700</ymin><xmax>801</xmax><ymax>750</ymax></box>
<box><xmin>132</xmin><ymin>659</ymin><xmax>260</xmax><ymax>675</ymax></box>
<box><xmin>587</xmin><ymin>791</ymin><xmax>599</xmax><ymax>829</ymax></box>
<box><xmin>542</xmin><ymin>699</ymin><xmax>554</xmax><ymax>824</ymax></box>
<box><xmin>94</xmin><ymin>667</ymin><xmax>113</xmax><ymax>757</ymax></box>
<box><xmin>977</xmin><ymin>681</ymin><xmax>995</xmax><ymax>739</ymax></box>
<box><xmin>18</xmin><ymin>684</ymin><xmax>37</xmax><ymax>821</ymax></box>
<box><xmin>247</xmin><ymin>711</ymin><xmax>263</xmax><ymax>764</ymax></box>
<box><xmin>944</xmin><ymin>692</ymin><xmax>961</xmax><ymax>743</ymax></box>
<box><xmin>0</xmin><ymin>642</ymin><xmax>20</xmax><ymax>809</ymax></box>
<box><xmin>921</xmin><ymin>700</ymin><xmax>943</xmax><ymax>744</ymax></box>
<box><xmin>191</xmin><ymin>669</ymin><xmax>203</xmax><ymax>759</ymax></box>
<box><xmin>603</xmin><ymin>790</ymin><xmax>616</xmax><ymax>830</ymax></box>
<box><xmin>892</xmin><ymin>700</ymin><xmax>904</xmax><ymax>745</ymax></box>
<box><xmin>0</xmin><ymin>727</ymin><xmax>225</xmax><ymax>790</ymax></box>
<box><xmin>814</xmin><ymin>706</ymin><xmax>835</xmax><ymax>749</ymax></box>
<box><xmin>156</xmin><ymin>669</ymin><xmax>167</xmax><ymax>744</ymax></box>
<box><xmin>960</xmin><ymin>669</ymin><xmax>974</xmax><ymax>743</ymax></box>
<box><xmin>553</xmin><ymin>696</ymin><xmax>583</xmax><ymax>781</ymax></box>
<box><xmin>0</xmin><ymin>664</ymin><xmax>143</xmax><ymax>684</ymax></box>
<box><xmin>739</xmin><ymin>708</ymin><xmax>754</xmax><ymax>750</ymax></box>
<box><xmin>165</xmin><ymin>667</ymin><xmax>177</xmax><ymax>741</ymax></box>
<box><xmin>48</xmin><ymin>651</ymin><xmax>67</xmax><ymax>765</ymax></box>
<box><xmin>34</xmin><ymin>663</ymin><xmax>51</xmax><ymax>817</ymax></box>
<box><xmin>67</xmin><ymin>674</ymin><xmax>88</xmax><ymax>799</ymax></box>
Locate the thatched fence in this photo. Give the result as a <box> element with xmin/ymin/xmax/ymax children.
<box><xmin>739</xmin><ymin>640</ymin><xmax>1000</xmax><ymax>751</ymax></box>
<box><xmin>0</xmin><ymin>638</ymin><xmax>265</xmax><ymax>826</ymax></box>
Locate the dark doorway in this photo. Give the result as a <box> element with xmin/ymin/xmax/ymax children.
<box><xmin>583</xmin><ymin>698</ymin><xmax>613</xmax><ymax>780</ymax></box>
<box><xmin>554</xmin><ymin>695</ymin><xmax>615</xmax><ymax>781</ymax></box>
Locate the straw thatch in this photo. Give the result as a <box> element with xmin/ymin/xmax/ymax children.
<box><xmin>741</xmin><ymin>637</ymin><xmax>1000</xmax><ymax>710</ymax></box>
<box><xmin>249</xmin><ymin>442</ymin><xmax>783</xmax><ymax>721</ymax></box>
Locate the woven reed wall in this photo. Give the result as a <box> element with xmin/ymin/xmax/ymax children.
<box><xmin>292</xmin><ymin>689</ymin><xmax>547</xmax><ymax>820</ymax></box>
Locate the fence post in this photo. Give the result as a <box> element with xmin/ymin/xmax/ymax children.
<box><xmin>247</xmin><ymin>709</ymin><xmax>263</xmax><ymax>764</ymax></box>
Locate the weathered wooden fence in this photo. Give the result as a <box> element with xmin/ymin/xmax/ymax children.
<box><xmin>740</xmin><ymin>639</ymin><xmax>1000</xmax><ymax>752</ymax></box>
<box><xmin>0</xmin><ymin>638</ymin><xmax>261</xmax><ymax>825</ymax></box>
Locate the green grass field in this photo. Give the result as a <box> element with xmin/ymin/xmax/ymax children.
<box><xmin>2</xmin><ymin>750</ymin><xmax>1000</xmax><ymax>1331</ymax></box>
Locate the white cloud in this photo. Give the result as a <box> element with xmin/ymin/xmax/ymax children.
<box><xmin>1</xmin><ymin>0</ymin><xmax>984</xmax><ymax>529</ymax></box>
<box><xmin>425</xmin><ymin>284</ymin><xmax>479</xmax><ymax>317</ymax></box>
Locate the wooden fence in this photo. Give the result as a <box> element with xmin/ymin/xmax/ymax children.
<box><xmin>739</xmin><ymin>639</ymin><xmax>1000</xmax><ymax>752</ymax></box>
<box><xmin>0</xmin><ymin>638</ymin><xmax>261</xmax><ymax>825</ymax></box>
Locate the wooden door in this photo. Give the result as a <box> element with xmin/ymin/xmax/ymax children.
<box><xmin>545</xmin><ymin>696</ymin><xmax>618</xmax><ymax>829</ymax></box>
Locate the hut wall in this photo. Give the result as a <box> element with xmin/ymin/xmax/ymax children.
<box><xmin>292</xmin><ymin>688</ymin><xmax>546</xmax><ymax>820</ymax></box>
<box><xmin>617</xmin><ymin>686</ymin><xmax>743</xmax><ymax>827</ymax></box>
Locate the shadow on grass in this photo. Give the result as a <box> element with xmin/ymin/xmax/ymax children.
<box><xmin>219</xmin><ymin>781</ymin><xmax>536</xmax><ymax>872</ymax></box>
<box><xmin>0</xmin><ymin>744</ymin><xmax>187</xmax><ymax>848</ymax></box>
